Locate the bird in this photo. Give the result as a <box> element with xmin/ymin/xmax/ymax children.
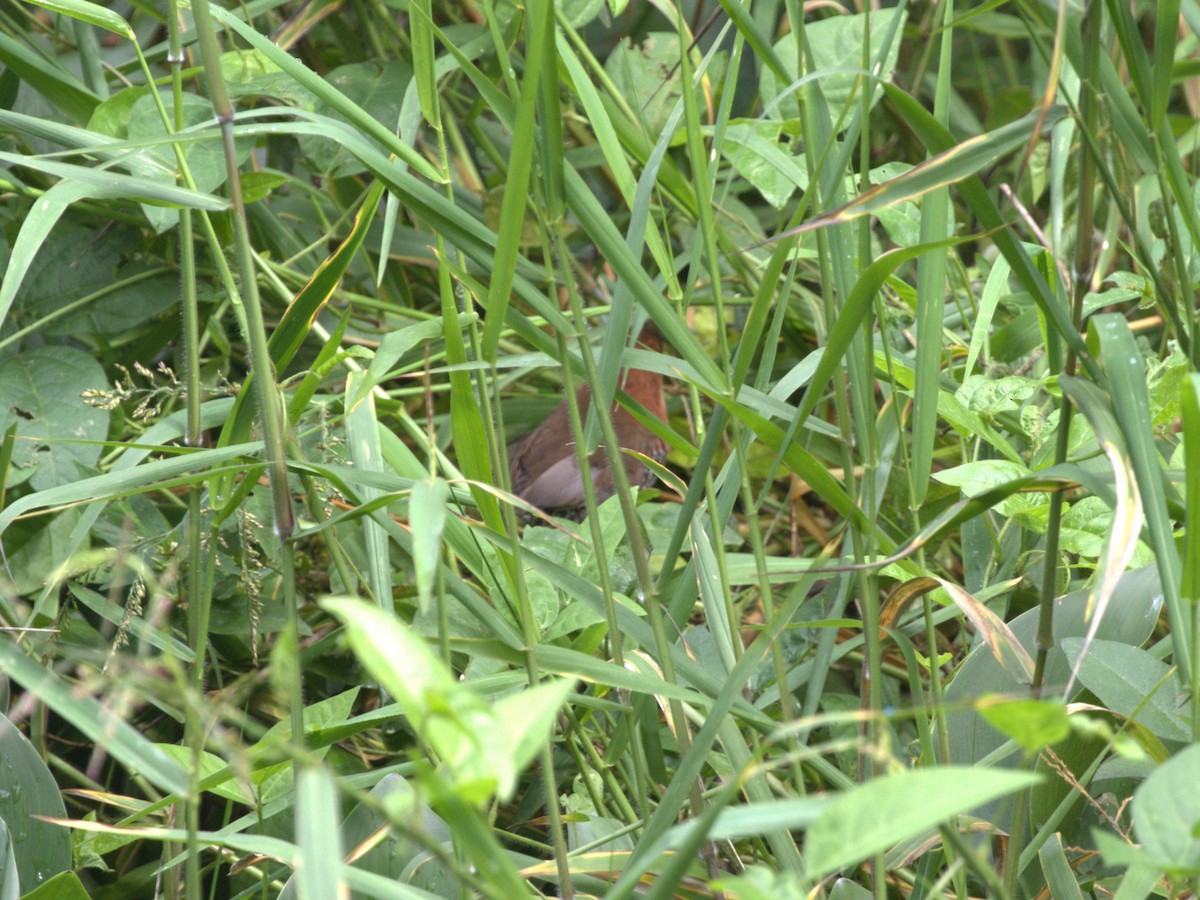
<box><xmin>507</xmin><ymin>323</ymin><xmax>668</xmax><ymax>518</ymax></box>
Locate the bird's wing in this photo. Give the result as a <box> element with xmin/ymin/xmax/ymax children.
<box><xmin>513</xmin><ymin>454</ymin><xmax>586</xmax><ymax>511</ymax></box>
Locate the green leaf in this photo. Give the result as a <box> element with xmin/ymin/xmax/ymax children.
<box><xmin>339</xmin><ymin>773</ymin><xmax>454</xmax><ymax>892</ymax></box>
<box><xmin>0</xmin><ymin>346</ymin><xmax>109</xmax><ymax>490</ymax></box>
<box><xmin>940</xmin><ymin>566</ymin><xmax>1162</xmax><ymax>834</ymax></box>
<box><xmin>976</xmin><ymin>696</ymin><xmax>1071</xmax><ymax>752</ymax></box>
<box><xmin>1060</xmin><ymin>638</ymin><xmax>1190</xmax><ymax>741</ymax></box>
<box><xmin>490</xmin><ymin>679</ymin><xmax>576</xmax><ymax>792</ymax></box>
<box><xmin>221</xmin><ymin>49</ymin><xmax>317</xmax><ymax>109</ymax></box>
<box><xmin>290</xmin><ymin>768</ymin><xmax>346</xmax><ymax>900</ymax></box>
<box><xmin>604</xmin><ymin>32</ymin><xmax>694</xmax><ymax>134</ymax></box>
<box><xmin>410</xmin><ymin>478</ymin><xmax>450</xmax><ymax>614</ymax></box>
<box><xmin>720</xmin><ymin>121</ymin><xmax>808</xmax><ymax>209</ymax></box>
<box><xmin>22</xmin><ymin>0</ymin><xmax>131</xmax><ymax>37</ymax></box>
<box><xmin>0</xmin><ymin>181</ymin><xmax>92</xmax><ymax>329</ymax></box>
<box><xmin>19</xmin><ymin>870</ymin><xmax>91</xmax><ymax>900</ymax></box>
<box><xmin>152</xmin><ymin>747</ymin><xmax>254</xmax><ymax>805</ymax></box>
<box><xmin>1039</xmin><ymin>832</ymin><xmax>1086</xmax><ymax>900</ymax></box>
<box><xmin>222</xmin><ymin>181</ymin><xmax>385</xmax><ymax>450</ymax></box>
<box><xmin>408</xmin><ymin>0</ymin><xmax>438</xmax><ymax>127</ymax></box>
<box><xmin>1059</xmin><ymin>497</ymin><xmax>1150</xmax><ymax>564</ymax></box>
<box><xmin>760</xmin><ymin>10</ymin><xmax>906</xmax><ymax>121</ymax></box>
<box><xmin>1088</xmin><ymin>314</ymin><xmax>1188</xmax><ymax>680</ymax></box>
<box><xmin>1133</xmin><ymin>743</ymin><xmax>1200</xmax><ymax>872</ymax></box>
<box><xmin>1182</xmin><ymin>374</ymin><xmax>1200</xmax><ymax>603</ymax></box>
<box><xmin>805</xmin><ymin>767</ymin><xmax>1040</xmax><ymax>880</ymax></box>
<box><xmin>323</xmin><ymin>598</ymin><xmax>571</xmax><ymax>803</ymax></box>
<box><xmin>0</xmin><ymin>821</ymin><xmax>18</xmax><ymax>900</ymax></box>
<box><xmin>86</xmin><ymin>85</ymin><xmax>149</xmax><ymax>137</ymax></box>
<box><xmin>711</xmin><ymin>865</ymin><xmax>809</xmax><ymax>899</ymax></box>
<box><xmin>933</xmin><ymin>459</ymin><xmax>1047</xmax><ymax>519</ymax></box>
<box><xmin>298</xmin><ymin>60</ymin><xmax>412</xmax><ymax>176</ymax></box>
<box><xmin>0</xmin><ymin>32</ymin><xmax>98</xmax><ymax>122</ymax></box>
<box><xmin>126</xmin><ymin>92</ymin><xmax>250</xmax><ymax>231</ymax></box>
<box><xmin>207</xmin><ymin>7</ymin><xmax>440</xmax><ymax>183</ymax></box>
<box><xmin>480</xmin><ymin>0</ymin><xmax>551</xmax><ymax>359</ymax></box>
<box><xmin>0</xmin><ymin>711</ymin><xmax>72</xmax><ymax>889</ymax></box>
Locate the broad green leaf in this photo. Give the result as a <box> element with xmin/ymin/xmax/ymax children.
<box><xmin>490</xmin><ymin>679</ymin><xmax>576</xmax><ymax>793</ymax></box>
<box><xmin>933</xmin><ymin>459</ymin><xmax>1048</xmax><ymax>520</ymax></box>
<box><xmin>1132</xmin><ymin>743</ymin><xmax>1200</xmax><ymax>872</ymax></box>
<box><xmin>1030</xmin><ymin>721</ymin><xmax>1112</xmax><ymax>839</ymax></box>
<box><xmin>0</xmin><ymin>346</ymin><xmax>109</xmax><ymax>490</ymax></box>
<box><xmin>0</xmin><ymin>821</ymin><xmax>18</xmax><ymax>900</ymax></box>
<box><xmin>126</xmin><ymin>92</ymin><xmax>250</xmax><ymax>232</ymax></box>
<box><xmin>299</xmin><ymin>60</ymin><xmax>412</xmax><ymax>176</ymax></box>
<box><xmin>221</xmin><ymin>48</ymin><xmax>318</xmax><ymax>109</ymax></box>
<box><xmin>1059</xmin><ymin>497</ymin><xmax>1151</xmax><ymax>566</ymax></box>
<box><xmin>0</xmin><ymin>711</ymin><xmax>72</xmax><ymax>889</ymax></box>
<box><xmin>323</xmin><ymin>597</ymin><xmax>571</xmax><ymax>803</ymax></box>
<box><xmin>20</xmin><ymin>870</ymin><xmax>91</xmax><ymax>900</ymax></box>
<box><xmin>805</xmin><ymin>767</ymin><xmax>1040</xmax><ymax>880</ymax></box>
<box><xmin>1061</xmin><ymin>639</ymin><xmax>1190</xmax><ymax>742</ymax></box>
<box><xmin>604</xmin><ymin>32</ymin><xmax>695</xmax><ymax>134</ymax></box>
<box><xmin>334</xmin><ymin>773</ymin><xmax>453</xmax><ymax>892</ymax></box>
<box><xmin>940</xmin><ymin>567</ymin><xmax>1162</xmax><ymax>837</ymax></box>
<box><xmin>720</xmin><ymin>121</ymin><xmax>808</xmax><ymax>209</ymax></box>
<box><xmin>976</xmin><ymin>697</ymin><xmax>1070</xmax><ymax>752</ymax></box>
<box><xmin>760</xmin><ymin>10</ymin><xmax>906</xmax><ymax>121</ymax></box>
<box><xmin>707</xmin><ymin>866</ymin><xmax>809</xmax><ymax>900</ymax></box>
<box><xmin>152</xmin><ymin>747</ymin><xmax>254</xmax><ymax>805</ymax></box>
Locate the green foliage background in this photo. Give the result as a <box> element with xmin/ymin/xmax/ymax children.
<box><xmin>0</xmin><ymin>0</ymin><xmax>1198</xmax><ymax>897</ymax></box>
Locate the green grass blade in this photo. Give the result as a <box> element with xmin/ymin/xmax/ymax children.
<box><xmin>1089</xmin><ymin>314</ymin><xmax>1188</xmax><ymax>681</ymax></box>
<box><xmin>22</xmin><ymin>0</ymin><xmax>132</xmax><ymax>37</ymax></box>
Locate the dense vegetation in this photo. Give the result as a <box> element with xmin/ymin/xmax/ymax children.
<box><xmin>1</xmin><ymin>0</ymin><xmax>1197</xmax><ymax>897</ymax></box>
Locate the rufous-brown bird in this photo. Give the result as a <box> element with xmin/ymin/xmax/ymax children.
<box><xmin>508</xmin><ymin>323</ymin><xmax>668</xmax><ymax>518</ymax></box>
